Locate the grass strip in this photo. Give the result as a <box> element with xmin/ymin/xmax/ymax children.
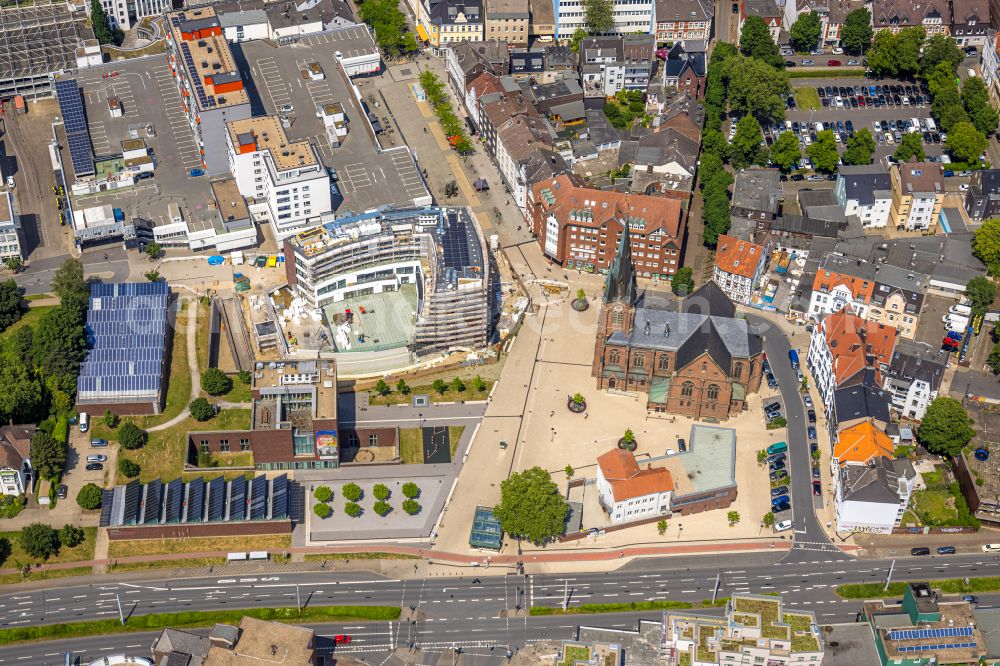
<box><xmin>304</xmin><ymin>552</ymin><xmax>421</xmax><ymax>561</ymax></box>
<box><xmin>530</xmin><ymin>600</ymin><xmax>694</xmax><ymax>615</ymax></box>
<box><xmin>788</xmin><ymin>69</ymin><xmax>866</xmax><ymax>79</ymax></box>
<box><xmin>837</xmin><ymin>576</ymin><xmax>1000</xmax><ymax>600</ymax></box>
<box><xmin>0</xmin><ymin>567</ymin><xmax>94</xmax><ymax>586</ymax></box>
<box><xmin>0</xmin><ymin>605</ymin><xmax>401</xmax><ymax>646</ymax></box>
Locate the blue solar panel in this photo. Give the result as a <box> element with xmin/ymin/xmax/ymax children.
<box><xmin>229</xmin><ymin>477</ymin><xmax>246</xmax><ymax>521</ymax></box>
<box><xmin>122</xmin><ymin>481</ymin><xmax>142</xmax><ymax>525</ymax></box>
<box><xmin>271</xmin><ymin>475</ymin><xmax>288</xmax><ymax>519</ymax></box>
<box><xmin>208</xmin><ymin>478</ymin><xmax>226</xmax><ymax>521</ymax></box>
<box><xmin>890</xmin><ymin>627</ymin><xmax>974</xmax><ymax>641</ymax></box>
<box><xmin>142</xmin><ymin>480</ymin><xmax>162</xmax><ymax>525</ymax></box>
<box><xmin>249</xmin><ymin>475</ymin><xmax>267</xmax><ymax>520</ymax></box>
<box><xmin>186</xmin><ymin>477</ymin><xmax>204</xmax><ymax>523</ymax></box>
<box><xmin>55</xmin><ymin>79</ymin><xmax>96</xmax><ymax>177</ymax></box>
<box><xmin>164</xmin><ymin>479</ymin><xmax>183</xmax><ymax>523</ymax></box>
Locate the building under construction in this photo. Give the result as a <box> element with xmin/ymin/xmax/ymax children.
<box><xmin>0</xmin><ymin>1</ymin><xmax>92</xmax><ymax>100</ymax></box>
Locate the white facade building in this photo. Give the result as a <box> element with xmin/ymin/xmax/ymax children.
<box><xmin>554</xmin><ymin>0</ymin><xmax>654</xmax><ymax>39</ymax></box>
<box><xmin>982</xmin><ymin>30</ymin><xmax>1000</xmax><ymax>107</ymax></box>
<box><xmin>91</xmin><ymin>0</ymin><xmax>170</xmax><ymax>31</ymax></box>
<box><xmin>0</xmin><ymin>192</ymin><xmax>23</xmax><ymax>261</ymax></box>
<box><xmin>712</xmin><ymin>235</ymin><xmax>765</xmax><ymax>305</ymax></box>
<box><xmin>835</xmin><ymin>165</ymin><xmax>893</xmax><ymax>230</ymax></box>
<box><xmin>835</xmin><ymin>457</ymin><xmax>917</xmax><ymax>534</ymax></box>
<box><xmin>807</xmin><ymin>281</ymin><xmax>868</xmax><ymax>321</ymax></box>
<box><xmin>226</xmin><ymin>116</ymin><xmax>331</xmax><ymax>240</ymax></box>
<box><xmin>596</xmin><ymin>448</ymin><xmax>673</xmax><ymax>525</ymax></box>
<box><xmin>883</xmin><ymin>341</ymin><xmax>946</xmax><ymax>421</ymax></box>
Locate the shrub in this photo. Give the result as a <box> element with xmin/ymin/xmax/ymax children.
<box><xmin>451</xmin><ymin>377</ymin><xmax>466</xmax><ymax>392</ymax></box>
<box><xmin>342</xmin><ymin>482</ymin><xmax>362</xmax><ymax>502</ymax></box>
<box><xmin>344</xmin><ymin>502</ymin><xmax>363</xmax><ymax>517</ymax></box>
<box><xmin>76</xmin><ymin>483</ymin><xmax>103</xmax><ymax>510</ymax></box>
<box><xmin>372</xmin><ymin>483</ymin><xmax>390</xmax><ymax>501</ymax></box>
<box><xmin>314</xmin><ymin>485</ymin><xmax>333</xmax><ymax>502</ymax></box>
<box><xmin>0</xmin><ymin>494</ymin><xmax>24</xmax><ymax>519</ymax></box>
<box><xmin>237</xmin><ymin>370</ymin><xmax>252</xmax><ymax>385</ymax></box>
<box><xmin>58</xmin><ymin>524</ymin><xmax>85</xmax><ymax>548</ymax></box>
<box><xmin>471</xmin><ymin>376</ymin><xmax>487</xmax><ymax>392</ymax></box>
<box><xmin>201</xmin><ymin>368</ymin><xmax>233</xmax><ymax>396</ymax></box>
<box><xmin>189</xmin><ymin>398</ymin><xmax>215</xmax><ymax>422</ymax></box>
<box><xmin>396</xmin><ymin>379</ymin><xmax>410</xmax><ymax>395</ymax></box>
<box><xmin>432</xmin><ymin>379</ymin><xmax>447</xmax><ymax>394</ymax></box>
<box><xmin>313</xmin><ymin>503</ymin><xmax>332</xmax><ymax>519</ymax></box>
<box><xmin>374</xmin><ymin>501</ymin><xmax>392</xmax><ymax>516</ymax></box>
<box><xmin>402</xmin><ymin>499</ymin><xmax>421</xmax><ymax>515</ymax></box>
<box><xmin>117</xmin><ymin>458</ymin><xmax>140</xmax><ymax>479</ymax></box>
<box><xmin>103</xmin><ymin>410</ymin><xmax>119</xmax><ymax>428</ymax></box>
<box><xmin>402</xmin><ymin>482</ymin><xmax>420</xmax><ymax>499</ymax></box>
<box><xmin>374</xmin><ymin>379</ymin><xmax>390</xmax><ymax>396</ymax></box>
<box><xmin>117</xmin><ymin>422</ymin><xmax>147</xmax><ymax>450</ymax></box>
<box><xmin>657</xmin><ymin>519</ymin><xmax>668</xmax><ymax>535</ymax></box>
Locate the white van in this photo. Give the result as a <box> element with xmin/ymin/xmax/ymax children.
<box><xmin>983</xmin><ymin>543</ymin><xmax>1000</xmax><ymax>553</ymax></box>
<box><xmin>774</xmin><ymin>520</ymin><xmax>793</xmax><ymax>532</ymax></box>
<box><xmin>79</xmin><ymin>412</ymin><xmax>89</xmax><ymax>433</ymax></box>
<box><xmin>910</xmin><ymin>118</ymin><xmax>921</xmax><ymax>133</ymax></box>
<box><xmin>949</xmin><ymin>304</ymin><xmax>972</xmax><ymax>316</ymax></box>
<box><xmin>924</xmin><ymin>117</ymin><xmax>937</xmax><ymax>132</ymax></box>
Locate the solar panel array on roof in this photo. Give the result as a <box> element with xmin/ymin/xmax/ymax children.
<box><xmin>164</xmin><ymin>479</ymin><xmax>183</xmax><ymax>523</ymax></box>
<box><xmin>143</xmin><ymin>480</ymin><xmax>162</xmax><ymax>525</ymax></box>
<box><xmin>271</xmin><ymin>475</ymin><xmax>288</xmax><ymax>519</ymax></box>
<box><xmin>229</xmin><ymin>476</ymin><xmax>247</xmax><ymax>521</ymax></box>
<box><xmin>897</xmin><ymin>642</ymin><xmax>977</xmax><ymax>653</ymax></box>
<box><xmin>208</xmin><ymin>478</ymin><xmax>226</xmax><ymax>521</ymax></box>
<box><xmin>442</xmin><ymin>212</ymin><xmax>471</xmax><ymax>269</ymax></box>
<box><xmin>78</xmin><ymin>282</ymin><xmax>169</xmax><ymax>404</ymax></box>
<box><xmin>249</xmin><ymin>475</ymin><xmax>267</xmax><ymax>520</ymax></box>
<box><xmin>890</xmin><ymin>628</ymin><xmax>974</xmax><ymax>641</ymax></box>
<box><xmin>122</xmin><ymin>481</ymin><xmax>142</xmax><ymax>525</ymax></box>
<box><xmin>99</xmin><ymin>490</ymin><xmax>115</xmax><ymax>527</ymax></box>
<box><xmin>186</xmin><ymin>477</ymin><xmax>205</xmax><ymax>523</ymax></box>
<box><xmin>54</xmin><ymin>79</ymin><xmax>96</xmax><ymax>177</ymax></box>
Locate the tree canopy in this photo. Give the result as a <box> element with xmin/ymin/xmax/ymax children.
<box><xmin>671</xmin><ymin>267</ymin><xmax>694</xmax><ymax>295</ymax></box>
<box><xmin>789</xmin><ymin>12</ymin><xmax>821</xmax><ymax>52</ymax></box>
<box><xmin>842</xmin><ymin>128</ymin><xmax>875</xmax><ymax>165</ymax></box>
<box><xmin>974</xmin><ymin>219</ymin><xmax>1000</xmax><ymax>274</ymax></box>
<box><xmin>966</xmin><ymin>276</ymin><xmax>996</xmax><ymax>316</ymax></box>
<box><xmin>29</xmin><ymin>431</ymin><xmax>65</xmax><ymax>480</ymax></box>
<box><xmin>961</xmin><ymin>77</ymin><xmax>1000</xmax><ymax>136</ymax></box>
<box><xmin>769</xmin><ymin>131</ymin><xmax>801</xmax><ymax>171</ymax></box>
<box><xmin>19</xmin><ymin>523</ymin><xmax>59</xmax><ymax>559</ymax></box>
<box><xmin>729</xmin><ymin>115</ymin><xmax>765</xmax><ymax>169</ymax></box>
<box><xmin>117</xmin><ymin>422</ymin><xmax>147</xmax><ymax>450</ymax></box>
<box><xmin>90</xmin><ymin>0</ymin><xmax>123</xmax><ymax>45</ymax></box>
<box><xmin>841</xmin><ymin>8</ymin><xmax>873</xmax><ymax>55</ymax></box>
<box><xmin>918</xmin><ymin>397</ymin><xmax>975</xmax><ymax>458</ymax></box>
<box><xmin>739</xmin><ymin>16</ymin><xmax>783</xmax><ymax>68</ymax></box>
<box><xmin>583</xmin><ymin>0</ymin><xmax>614</xmax><ymax>34</ymax></box>
<box><xmin>727</xmin><ymin>56</ymin><xmax>789</xmax><ymax>123</ymax></box>
<box><xmin>189</xmin><ymin>397</ymin><xmax>215</xmax><ymax>422</ymax></box>
<box><xmin>920</xmin><ymin>34</ymin><xmax>965</xmax><ymax>78</ymax></box>
<box><xmin>51</xmin><ymin>258</ymin><xmax>88</xmax><ymax>304</ymax></box>
<box><xmin>201</xmin><ymin>368</ymin><xmax>233</xmax><ymax>396</ymax></box>
<box><xmin>945</xmin><ymin>121</ymin><xmax>988</xmax><ymax>163</ymax></box>
<box><xmin>866</xmin><ymin>27</ymin><xmax>924</xmax><ymax>78</ymax></box>
<box><xmin>0</xmin><ymin>279</ymin><xmax>26</xmax><ymax>333</ymax></box>
<box><xmin>76</xmin><ymin>483</ymin><xmax>103</xmax><ymax>510</ymax></box>
<box><xmin>493</xmin><ymin>466</ymin><xmax>569</xmax><ymax>545</ymax></box>
<box><xmin>894</xmin><ymin>132</ymin><xmax>926</xmax><ymax>163</ymax></box>
<box><xmin>807</xmin><ymin>130</ymin><xmax>839</xmax><ymax>172</ymax></box>
<box><xmin>358</xmin><ymin>0</ymin><xmax>413</xmax><ymax>56</ymax></box>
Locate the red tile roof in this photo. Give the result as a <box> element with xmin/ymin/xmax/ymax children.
<box><xmin>597</xmin><ymin>448</ymin><xmax>674</xmax><ymax>502</ymax></box>
<box><xmin>715</xmin><ymin>235</ymin><xmax>764</xmax><ymax>279</ymax></box>
<box><xmin>833</xmin><ymin>421</ymin><xmax>894</xmax><ymax>467</ymax></box>
<box><xmin>823</xmin><ymin>308</ymin><xmax>897</xmax><ymax>385</ymax></box>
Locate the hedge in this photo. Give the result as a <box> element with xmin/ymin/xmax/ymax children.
<box><xmin>788</xmin><ymin>69</ymin><xmax>866</xmax><ymax>79</ymax></box>
<box><xmin>529</xmin><ymin>600</ymin><xmax>693</xmax><ymax>615</ymax></box>
<box><xmin>51</xmin><ymin>416</ymin><xmax>68</xmax><ymax>444</ymax></box>
<box><xmin>836</xmin><ymin>576</ymin><xmax>1000</xmax><ymax>599</ymax></box>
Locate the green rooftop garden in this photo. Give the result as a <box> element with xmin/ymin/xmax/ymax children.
<box><xmin>558</xmin><ymin>644</ymin><xmax>592</xmax><ymax>666</ymax></box>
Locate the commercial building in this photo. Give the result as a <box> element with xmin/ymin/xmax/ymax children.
<box><xmin>553</xmin><ymin>0</ymin><xmax>654</xmax><ymax>38</ymax></box>
<box><xmin>153</xmin><ymin>617</ymin><xmax>315</xmax><ymax>666</ymax></box>
<box><xmin>593</xmin><ymin>239</ymin><xmax>764</xmax><ymax>418</ymax></box>
<box><xmin>807</xmin><ymin>307</ymin><xmax>897</xmax><ymax>408</ymax></box>
<box><xmin>225</xmin><ymin>115</ymin><xmax>331</xmax><ymax>239</ymax></box>
<box><xmin>835</xmin><ymin>455</ymin><xmax>916</xmax><ymax>533</ymax></box>
<box><xmin>0</xmin><ymin>2</ymin><xmax>90</xmax><ymax>100</ymax></box>
<box><xmin>712</xmin><ymin>235</ymin><xmax>766</xmax><ymax>304</ymax></box>
<box><xmin>422</xmin><ymin>0</ymin><xmax>484</xmax><ymax>46</ymax></box>
<box><xmin>890</xmin><ymin>161</ymin><xmax>945</xmax><ymax>231</ymax></box>
<box><xmin>0</xmin><ymin>192</ymin><xmax>23</xmax><ymax>261</ymax></box>
<box><xmin>166</xmin><ymin>7</ymin><xmax>253</xmax><ymax>176</ymax></box>
<box><xmin>596</xmin><ymin>447</ymin><xmax>673</xmax><ymax>524</ymax></box>
<box><xmin>90</xmin><ymin>0</ymin><xmax>169</xmax><ymax>31</ymax></box>
<box><xmin>0</xmin><ymin>425</ymin><xmax>33</xmax><ymax>496</ymax></box>
<box><xmin>654</xmin><ymin>0</ymin><xmax>713</xmax><ymax>44</ymax></box>
<box><xmin>284</xmin><ymin>207</ymin><xmax>490</xmax><ymax>356</ymax></box>
<box><xmin>835</xmin><ymin>165</ymin><xmax>893</xmax><ymax>230</ymax></box>
<box><xmin>528</xmin><ymin>173</ymin><xmax>685</xmax><ymax>278</ymax></box>
<box><xmin>76</xmin><ymin>282</ymin><xmax>170</xmax><ymax>416</ymax></box>
<box><xmin>485</xmin><ymin>0</ymin><xmax>529</xmax><ymax>44</ymax></box>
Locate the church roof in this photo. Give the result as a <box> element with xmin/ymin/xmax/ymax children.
<box><xmin>604</xmin><ymin>224</ymin><xmax>638</xmax><ymax>305</ymax></box>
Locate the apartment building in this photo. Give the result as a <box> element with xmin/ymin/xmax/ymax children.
<box><xmin>835</xmin><ymin>165</ymin><xmax>893</xmax><ymax>229</ymax></box>
<box><xmin>890</xmin><ymin>161</ymin><xmax>945</xmax><ymax>231</ymax></box>
<box><xmin>952</xmin><ymin>0</ymin><xmax>990</xmax><ymax>45</ymax></box>
<box><xmin>554</xmin><ymin>0</ymin><xmax>655</xmax><ymax>39</ymax></box>
<box><xmin>883</xmin><ymin>340</ymin><xmax>946</xmax><ymax>420</ymax></box>
<box><xmin>964</xmin><ymin>168</ymin><xmax>1000</xmax><ymax>221</ymax></box>
<box><xmin>0</xmin><ymin>426</ymin><xmax>32</xmax><ymax>496</ymax></box>
<box><xmin>92</xmin><ymin>0</ymin><xmax>170</xmax><ymax>31</ymax></box>
<box><xmin>166</xmin><ymin>8</ymin><xmax>252</xmax><ymax>176</ymax></box>
<box><xmin>596</xmin><ymin>447</ymin><xmax>673</xmax><ymax>524</ymax></box>
<box><xmin>712</xmin><ymin>234</ymin><xmax>766</xmax><ymax>304</ymax></box>
<box><xmin>654</xmin><ymin>0</ymin><xmax>713</xmax><ymax>44</ymax></box>
<box><xmin>872</xmin><ymin>0</ymin><xmax>951</xmax><ymax>34</ymax></box>
<box><xmin>739</xmin><ymin>0</ymin><xmax>783</xmax><ymax>43</ymax></box>
<box><xmin>783</xmin><ymin>0</ymin><xmax>866</xmax><ymax>47</ymax></box>
<box><xmin>836</xmin><ymin>456</ymin><xmax>917</xmax><ymax>533</ymax></box>
<box><xmin>485</xmin><ymin>0</ymin><xmax>529</xmax><ymax>44</ymax></box>
<box><xmin>423</xmin><ymin>0</ymin><xmax>484</xmax><ymax>46</ymax></box>
<box><xmin>983</xmin><ymin>31</ymin><xmax>1000</xmax><ymax>106</ymax></box>
<box><xmin>226</xmin><ymin>115</ymin><xmax>331</xmax><ymax>239</ymax></box>
<box><xmin>527</xmin><ymin>173</ymin><xmax>685</xmax><ymax>278</ymax></box>
<box><xmin>0</xmin><ymin>192</ymin><xmax>23</xmax><ymax>261</ymax></box>
<box><xmin>807</xmin><ymin>307</ymin><xmax>897</xmax><ymax>407</ymax></box>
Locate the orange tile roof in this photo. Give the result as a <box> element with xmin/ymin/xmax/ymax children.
<box><xmin>715</xmin><ymin>235</ymin><xmax>764</xmax><ymax>279</ymax></box>
<box><xmin>597</xmin><ymin>448</ymin><xmax>674</xmax><ymax>502</ymax></box>
<box><xmin>823</xmin><ymin>307</ymin><xmax>897</xmax><ymax>385</ymax></box>
<box><xmin>833</xmin><ymin>421</ymin><xmax>894</xmax><ymax>467</ymax></box>
<box><xmin>812</xmin><ymin>269</ymin><xmax>876</xmax><ymax>304</ymax></box>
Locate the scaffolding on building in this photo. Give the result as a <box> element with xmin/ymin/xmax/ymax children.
<box><xmin>0</xmin><ymin>1</ymin><xmax>89</xmax><ymax>99</ymax></box>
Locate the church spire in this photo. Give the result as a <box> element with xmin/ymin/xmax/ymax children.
<box><xmin>603</xmin><ymin>222</ymin><xmax>637</xmax><ymax>305</ymax></box>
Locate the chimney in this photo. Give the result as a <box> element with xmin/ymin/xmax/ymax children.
<box><xmin>644</xmin><ymin>321</ymin><xmax>650</xmax><ymax>335</ymax></box>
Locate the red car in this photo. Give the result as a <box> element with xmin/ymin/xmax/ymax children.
<box><xmin>334</xmin><ymin>635</ymin><xmax>352</xmax><ymax>644</ymax></box>
<box><xmin>943</xmin><ymin>337</ymin><xmax>959</xmax><ymax>348</ymax></box>
<box><xmin>828</xmin><ymin>59</ymin><xmax>841</xmax><ymax>66</ymax></box>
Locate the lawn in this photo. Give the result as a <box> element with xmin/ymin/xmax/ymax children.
<box><xmin>108</xmin><ymin>533</ymin><xmax>291</xmax><ymax>559</ymax></box>
<box><xmin>911</xmin><ymin>489</ymin><xmax>958</xmax><ymax>524</ymax></box>
<box><xmin>793</xmin><ymin>87</ymin><xmax>821</xmax><ymax>111</ymax></box>
<box><xmin>0</xmin><ymin>305</ymin><xmax>54</xmax><ymax>347</ymax></box>
<box><xmin>369</xmin><ymin>379</ymin><xmax>493</xmax><ymax>406</ymax></box>
<box><xmin>109</xmin><ymin>557</ymin><xmax>226</xmax><ymax>572</ymax></box>
<box><xmin>0</xmin><ymin>527</ymin><xmax>97</xmax><ymax>568</ymax></box>
<box><xmin>399</xmin><ymin>425</ymin><xmax>465</xmax><ymax>464</ymax></box>
<box><xmin>838</xmin><ymin>576</ymin><xmax>1000</xmax><ymax>599</ymax></box>
<box><xmin>198</xmin><ymin>450</ymin><xmax>253</xmax><ymax>468</ymax></box>
<box><xmin>129</xmin><ymin>408</ymin><xmax>251</xmax><ymax>482</ymax></box>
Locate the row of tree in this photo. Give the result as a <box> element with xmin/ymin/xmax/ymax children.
<box><xmin>358</xmin><ymin>0</ymin><xmax>419</xmax><ymax>57</ymax></box>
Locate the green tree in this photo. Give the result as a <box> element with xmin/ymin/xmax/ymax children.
<box><xmin>117</xmin><ymin>458</ymin><xmax>140</xmax><ymax>478</ymax></box>
<box><xmin>373</xmin><ymin>483</ymin><xmax>390</xmax><ymax>501</ymax></box>
<box><xmin>739</xmin><ymin>16</ymin><xmax>782</xmax><ymax>68</ymax></box>
<box><xmin>344</xmin><ymin>502</ymin><xmax>363</xmax><ymax>517</ymax></box>
<box><xmin>657</xmin><ymin>519</ymin><xmax>668</xmax><ymax>535</ymax></box>
<box><xmin>374</xmin><ymin>501</ymin><xmax>392</xmax><ymax>516</ymax></box>
<box><xmin>702</xmin><ymin>188</ymin><xmax>732</xmax><ymax>247</ymax></box>
<box><xmin>358</xmin><ymin>0</ymin><xmax>409</xmax><ymax>55</ymax></box>
<box><xmin>396</xmin><ymin>378</ymin><xmax>410</xmax><ymax>395</ymax></box>
<box><xmin>671</xmin><ymin>267</ymin><xmax>695</xmax><ymax>295</ymax></box>
<box><xmin>842</xmin><ymin>128</ymin><xmax>876</xmax><ymax>165</ymax></box>
<box><xmin>451</xmin><ymin>376</ymin><xmax>466</xmax><ymax>393</ymax></box>
<box><xmin>432</xmin><ymin>379</ymin><xmax>448</xmax><ymax>395</ymax></box>
<box><xmin>974</xmin><ymin>219</ymin><xmax>1000</xmax><ymax>273</ymax></box>
<box><xmin>144</xmin><ymin>270</ymin><xmax>160</xmax><ymax>282</ymax></box>
<box><xmin>471</xmin><ymin>375</ymin><xmax>487</xmax><ymax>392</ymax></box>
<box><xmin>918</xmin><ymin>397</ymin><xmax>975</xmax><ymax>458</ymax></box>
<box><xmin>701</xmin><ymin>129</ymin><xmax>729</xmax><ymax>162</ymax></box>
<box><xmin>966</xmin><ymin>276</ymin><xmax>996</xmax><ymax>316</ymax></box>
<box><xmin>342</xmin><ymin>482</ymin><xmax>363</xmax><ymax>502</ymax></box>
<box><xmin>789</xmin><ymin>12</ymin><xmax>821</xmax><ymax>52</ymax></box>
<box><xmin>0</xmin><ymin>279</ymin><xmax>25</xmax><ymax>333</ymax></box>
<box><xmin>58</xmin><ymin>524</ymin><xmax>85</xmax><ymax>548</ymax></box>
<box><xmin>894</xmin><ymin>131</ymin><xmax>926</xmax><ymax>163</ymax></box>
<box><xmin>762</xmin><ymin>512</ymin><xmax>775</xmax><ymax>528</ymax></box>
<box><xmin>564</xmin><ymin>464</ymin><xmax>574</xmax><ymax>478</ymax></box>
<box><xmin>727</xmin><ymin>56</ymin><xmax>789</xmax><ymax>123</ymax></box>
<box><xmin>569</xmin><ymin>27</ymin><xmax>588</xmax><ymax>52</ymax></box>
<box><xmin>493</xmin><ymin>466</ymin><xmax>569</xmax><ymax>545</ymax></box>
<box><xmin>841</xmin><ymin>8</ymin><xmax>873</xmax><ymax>55</ymax></box>
<box><xmin>727</xmin><ymin>510</ymin><xmax>741</xmax><ymax>526</ymax></box>
<box><xmin>313</xmin><ymin>503</ymin><xmax>332</xmax><ymax>518</ymax></box>
<box><xmin>19</xmin><ymin>523</ymin><xmax>59</xmax><ymax>559</ymax></box>
<box><xmin>117</xmin><ymin>421</ymin><xmax>147</xmax><ymax>450</ymax></box>
<box><xmin>237</xmin><ymin>370</ymin><xmax>251</xmax><ymax>385</ymax></box>
<box><xmin>314</xmin><ymin>485</ymin><xmax>333</xmax><ymax>502</ymax></box>
<box><xmin>4</xmin><ymin>257</ymin><xmax>21</xmax><ymax>273</ymax></box>
<box><xmin>895</xmin><ymin>27</ymin><xmax>926</xmax><ymax>78</ymax></box>
<box><xmin>988</xmin><ymin>342</ymin><xmax>1000</xmax><ymax>374</ymax></box>
<box><xmin>769</xmin><ymin>131</ymin><xmax>802</xmax><ymax>171</ymax></box>
<box><xmin>920</xmin><ymin>34</ymin><xmax>965</xmax><ymax>77</ymax></box>
<box><xmin>89</xmin><ymin>0</ymin><xmax>120</xmax><ymax>45</ymax></box>
<box><xmin>583</xmin><ymin>0</ymin><xmax>614</xmax><ymax>33</ymax></box>
<box><xmin>730</xmin><ymin>114</ymin><xmax>765</xmax><ymax>169</ymax></box>
<box><xmin>143</xmin><ymin>242</ymin><xmax>162</xmax><ymax>261</ymax></box>
<box><xmin>807</xmin><ymin>130</ymin><xmax>839</xmax><ymax>172</ymax></box>
<box><xmin>374</xmin><ymin>379</ymin><xmax>390</xmax><ymax>396</ymax></box>
<box><xmin>402</xmin><ymin>482</ymin><xmax>420</xmax><ymax>499</ymax></box>
<box><xmin>76</xmin><ymin>483</ymin><xmax>103</xmax><ymax>510</ymax></box>
<box><xmin>961</xmin><ymin>77</ymin><xmax>999</xmax><ymax>136</ymax></box>
<box><xmin>201</xmin><ymin>368</ymin><xmax>232</xmax><ymax>396</ymax></box>
<box><xmin>51</xmin><ymin>258</ymin><xmax>88</xmax><ymax>304</ymax></box>
<box><xmin>189</xmin><ymin>397</ymin><xmax>215</xmax><ymax>422</ymax></box>
<box><xmin>946</xmin><ymin>121</ymin><xmax>988</xmax><ymax>163</ymax></box>
<box><xmin>402</xmin><ymin>499</ymin><xmax>421</xmax><ymax>515</ymax></box>
<box><xmin>29</xmin><ymin>431</ymin><xmax>65</xmax><ymax>480</ymax></box>
<box><xmin>103</xmin><ymin>410</ymin><xmax>120</xmax><ymax>429</ymax></box>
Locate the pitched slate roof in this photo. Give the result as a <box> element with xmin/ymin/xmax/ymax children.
<box><xmin>839</xmin><ymin>456</ymin><xmax>906</xmax><ymax>504</ymax></box>
<box><xmin>833</xmin><ymin>384</ymin><xmax>892</xmax><ymax>425</ymax></box>
<box><xmin>838</xmin><ymin>165</ymin><xmax>892</xmax><ymax>207</ymax></box>
<box><xmin>887</xmin><ymin>340</ymin><xmax>947</xmax><ymax>392</ymax></box>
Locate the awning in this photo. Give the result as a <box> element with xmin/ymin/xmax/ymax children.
<box><xmin>648</xmin><ymin>376</ymin><xmax>671</xmax><ymax>404</ymax></box>
<box><xmin>602</xmin><ymin>365</ymin><xmax>625</xmax><ymax>379</ymax></box>
<box><xmin>416</xmin><ymin>24</ymin><xmax>429</xmax><ymax>42</ymax></box>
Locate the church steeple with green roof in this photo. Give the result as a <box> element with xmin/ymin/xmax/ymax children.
<box><xmin>603</xmin><ymin>223</ymin><xmax>637</xmax><ymax>305</ymax></box>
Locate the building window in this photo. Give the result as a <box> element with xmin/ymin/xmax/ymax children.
<box><xmin>707</xmin><ymin>384</ymin><xmax>720</xmax><ymax>401</ymax></box>
<box><xmin>369</xmin><ymin>433</ymin><xmax>378</xmax><ymax>446</ymax></box>
<box><xmin>348</xmin><ymin>432</ymin><xmax>359</xmax><ymax>447</ymax></box>
<box><xmin>220</xmin><ymin>439</ymin><xmax>230</xmax><ymax>452</ymax></box>
<box><xmin>612</xmin><ymin>309</ymin><xmax>623</xmax><ymax>324</ymax></box>
<box><xmin>734</xmin><ymin>362</ymin><xmax>743</xmax><ymax>377</ymax></box>
<box><xmin>609</xmin><ymin>349</ymin><xmax>620</xmax><ymax>364</ymax></box>
<box><xmin>681</xmin><ymin>381</ymin><xmax>694</xmax><ymax>397</ymax></box>
<box><xmin>658</xmin><ymin>355</ymin><xmax>669</xmax><ymax>371</ymax></box>
<box><xmin>240</xmin><ymin>438</ymin><xmax>250</xmax><ymax>451</ymax></box>
<box><xmin>632</xmin><ymin>353</ymin><xmax>645</xmax><ymax>368</ymax></box>
<box><xmin>200</xmin><ymin>440</ymin><xmax>209</xmax><ymax>453</ymax></box>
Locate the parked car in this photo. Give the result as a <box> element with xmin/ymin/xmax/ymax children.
<box><xmin>911</xmin><ymin>547</ymin><xmax>931</xmax><ymax>556</ymax></box>
<box><xmin>807</xmin><ymin>410</ymin><xmax>817</xmax><ymax>424</ymax></box>
<box><xmin>963</xmin><ymin>595</ymin><xmax>980</xmax><ymax>605</ymax></box>
<box><xmin>85</xmin><ymin>463</ymin><xmax>103</xmax><ymax>471</ymax></box>
<box><xmin>771</xmin><ymin>470</ymin><xmax>789</xmax><ymax>482</ymax></box>
<box><xmin>91</xmin><ymin>438</ymin><xmax>108</xmax><ymax>447</ymax></box>
<box><xmin>807</xmin><ymin>426</ymin><xmax>817</xmax><ymax>439</ymax></box>
<box><xmin>802</xmin><ymin>59</ymin><xmax>814</xmax><ymax>65</ymax></box>
<box><xmin>828</xmin><ymin>59</ymin><xmax>841</xmax><ymax>66</ymax></box>
<box><xmin>803</xmin><ymin>394</ymin><xmax>813</xmax><ymax>408</ymax></box>
<box><xmin>771</xmin><ymin>495</ymin><xmax>790</xmax><ymax>506</ymax></box>
<box><xmin>810</xmin><ymin>442</ymin><xmax>819</xmax><ymax>454</ymax></box>
<box><xmin>812</xmin><ymin>466</ymin><xmax>820</xmax><ymax>478</ymax></box>
<box><xmin>334</xmin><ymin>635</ymin><xmax>352</xmax><ymax>644</ymax></box>
<box><xmin>769</xmin><ymin>460</ymin><xmax>786</xmax><ymax>472</ymax></box>
<box><xmin>57</xmin><ymin>484</ymin><xmax>68</xmax><ymax>499</ymax></box>
<box><xmin>767</xmin><ymin>373</ymin><xmax>778</xmax><ymax>388</ymax></box>
<box><xmin>813</xmin><ymin>480</ymin><xmax>822</xmax><ymax>495</ymax></box>
<box><xmin>771</xmin><ymin>485</ymin><xmax>789</xmax><ymax>498</ymax></box>
<box><xmin>773</xmin><ymin>501</ymin><xmax>791</xmax><ymax>513</ymax></box>
<box><xmin>936</xmin><ymin>546</ymin><xmax>956</xmax><ymax>555</ymax></box>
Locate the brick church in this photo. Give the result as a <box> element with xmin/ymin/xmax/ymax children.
<box><xmin>592</xmin><ymin>227</ymin><xmax>765</xmax><ymax>419</ymax></box>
